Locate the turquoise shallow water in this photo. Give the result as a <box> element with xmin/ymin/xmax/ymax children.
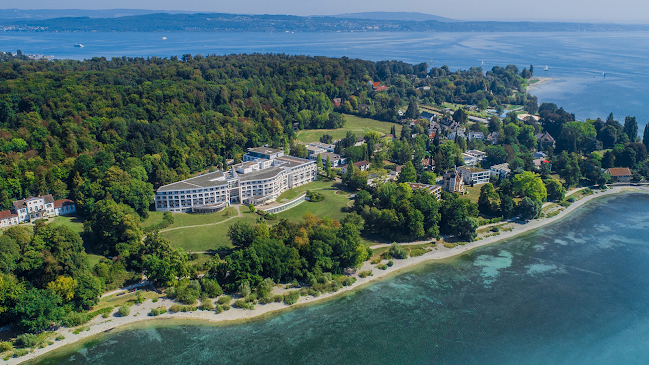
<box><xmin>31</xmin><ymin>193</ymin><xmax>649</xmax><ymax>364</ymax></box>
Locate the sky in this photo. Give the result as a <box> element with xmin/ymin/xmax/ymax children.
<box><xmin>3</xmin><ymin>0</ymin><xmax>649</xmax><ymax>23</ymax></box>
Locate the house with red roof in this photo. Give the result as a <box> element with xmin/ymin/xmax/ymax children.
<box><xmin>607</xmin><ymin>167</ymin><xmax>633</xmax><ymax>182</ymax></box>
<box><xmin>0</xmin><ymin>194</ymin><xmax>76</xmax><ymax>228</ymax></box>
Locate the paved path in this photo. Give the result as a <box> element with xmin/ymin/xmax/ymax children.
<box><xmin>159</xmin><ymin>205</ymin><xmax>243</xmax><ymax>233</ymax></box>
<box><xmin>101</xmin><ymin>280</ymin><xmax>152</xmax><ymax>298</ymax></box>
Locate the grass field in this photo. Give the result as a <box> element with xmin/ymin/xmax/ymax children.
<box><xmin>275</xmin><ymin>183</ymin><xmax>352</xmax><ymax>222</ymax></box>
<box><xmin>296</xmin><ymin>114</ymin><xmax>399</xmax><ymax>143</ymax></box>
<box><xmin>275</xmin><ymin>178</ymin><xmax>333</xmax><ymax>202</ymax></box>
<box><xmin>51</xmin><ymin>215</ymin><xmax>85</xmax><ymax>235</ymax></box>
<box><xmin>160</xmin><ymin>211</ymin><xmax>258</xmax><ymax>252</ymax></box>
<box><xmin>142</xmin><ymin>207</ymin><xmax>239</xmax><ymax>230</ymax></box>
<box><xmin>463</xmin><ymin>185</ymin><xmax>482</xmax><ymax>204</ymax></box>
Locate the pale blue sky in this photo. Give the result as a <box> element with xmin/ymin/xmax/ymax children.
<box><xmin>3</xmin><ymin>0</ymin><xmax>649</xmax><ymax>22</ymax></box>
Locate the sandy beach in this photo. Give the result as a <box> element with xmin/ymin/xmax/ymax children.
<box><xmin>527</xmin><ymin>76</ymin><xmax>553</xmax><ymax>91</ymax></box>
<box><xmin>10</xmin><ymin>185</ymin><xmax>644</xmax><ymax>364</ymax></box>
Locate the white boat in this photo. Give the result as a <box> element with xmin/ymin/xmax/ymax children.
<box><xmin>162</xmin><ymin>37</ymin><xmax>167</xmax><ymax>40</ymax></box>
<box><xmin>544</xmin><ymin>65</ymin><xmax>549</xmax><ymax>71</ymax></box>
<box><xmin>74</xmin><ymin>44</ymin><xmax>84</xmax><ymax>48</ymax></box>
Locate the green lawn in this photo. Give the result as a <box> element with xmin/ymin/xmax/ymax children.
<box><xmin>296</xmin><ymin>114</ymin><xmax>399</xmax><ymax>143</ymax></box>
<box><xmin>275</xmin><ymin>184</ymin><xmax>352</xmax><ymax>222</ymax></box>
<box><xmin>160</xmin><ymin>211</ymin><xmax>258</xmax><ymax>252</ymax></box>
<box><xmin>275</xmin><ymin>178</ymin><xmax>333</xmax><ymax>202</ymax></box>
<box><xmin>50</xmin><ymin>214</ymin><xmax>85</xmax><ymax>235</ymax></box>
<box><xmin>463</xmin><ymin>185</ymin><xmax>482</xmax><ymax>204</ymax></box>
<box><xmin>143</xmin><ymin>207</ymin><xmax>239</xmax><ymax>230</ymax></box>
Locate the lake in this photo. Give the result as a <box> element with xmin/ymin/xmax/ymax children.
<box><xmin>30</xmin><ymin>192</ymin><xmax>649</xmax><ymax>364</ymax></box>
<box><xmin>1</xmin><ymin>31</ymin><xmax>649</xmax><ymax>125</ymax></box>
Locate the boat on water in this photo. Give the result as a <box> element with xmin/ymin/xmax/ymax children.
<box><xmin>162</xmin><ymin>37</ymin><xmax>167</xmax><ymax>40</ymax></box>
<box><xmin>74</xmin><ymin>44</ymin><xmax>84</xmax><ymax>48</ymax></box>
<box><xmin>544</xmin><ymin>65</ymin><xmax>549</xmax><ymax>71</ymax></box>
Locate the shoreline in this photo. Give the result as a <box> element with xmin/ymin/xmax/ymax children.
<box><xmin>13</xmin><ymin>185</ymin><xmax>644</xmax><ymax>365</ymax></box>
<box><xmin>527</xmin><ymin>76</ymin><xmax>553</xmax><ymax>91</ymax></box>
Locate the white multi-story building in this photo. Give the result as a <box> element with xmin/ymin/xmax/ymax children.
<box><xmin>155</xmin><ymin>147</ymin><xmax>317</xmax><ymax>213</ymax></box>
<box><xmin>0</xmin><ymin>195</ymin><xmax>76</xmax><ymax>228</ymax></box>
<box><xmin>490</xmin><ymin>163</ymin><xmax>511</xmax><ymax>180</ymax></box>
<box><xmin>458</xmin><ymin>166</ymin><xmax>490</xmax><ymax>185</ymax></box>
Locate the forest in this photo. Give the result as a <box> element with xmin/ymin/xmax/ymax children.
<box><xmin>0</xmin><ymin>51</ymin><xmax>553</xmax><ymax>335</ymax></box>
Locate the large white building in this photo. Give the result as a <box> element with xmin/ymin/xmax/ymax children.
<box><xmin>154</xmin><ymin>147</ymin><xmax>317</xmax><ymax>213</ymax></box>
<box><xmin>0</xmin><ymin>195</ymin><xmax>76</xmax><ymax>228</ymax></box>
<box><xmin>458</xmin><ymin>166</ymin><xmax>490</xmax><ymax>185</ymax></box>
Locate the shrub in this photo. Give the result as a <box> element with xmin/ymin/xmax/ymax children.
<box><xmin>299</xmin><ymin>287</ymin><xmax>309</xmax><ymax>296</ymax></box>
<box><xmin>201</xmin><ymin>277</ymin><xmax>224</xmax><ymax>298</ymax></box>
<box><xmin>342</xmin><ymin>277</ymin><xmax>356</xmax><ymax>286</ymax></box>
<box><xmin>388</xmin><ymin>243</ymin><xmax>408</xmax><ymax>259</ymax></box>
<box><xmin>291</xmin><ymin>279</ymin><xmax>299</xmax><ymax>287</ymax></box>
<box><xmin>244</xmin><ymin>294</ymin><xmax>257</xmax><ymax>303</ymax></box>
<box><xmin>566</xmin><ymin>196</ymin><xmax>576</xmax><ymax>203</ymax></box>
<box><xmin>136</xmin><ymin>291</ymin><xmax>144</xmax><ymax>304</ymax></box>
<box><xmin>118</xmin><ymin>305</ymin><xmax>131</xmax><ymax>317</ymax></box>
<box><xmin>0</xmin><ymin>341</ymin><xmax>13</xmax><ymax>352</ymax></box>
<box><xmin>238</xmin><ymin>281</ymin><xmax>251</xmax><ymax>297</ymax></box>
<box><xmin>370</xmin><ymin>258</ymin><xmax>381</xmax><ymax>265</ymax></box>
<box><xmin>387</xmin><ymin>260</ymin><xmax>394</xmax><ymax>267</ymax></box>
<box><xmin>221</xmin><ymin>303</ymin><xmax>231</xmax><ymax>311</ymax></box>
<box><xmin>306</xmin><ymin>190</ymin><xmax>325</xmax><ymax>202</ymax></box>
<box><xmin>217</xmin><ymin>295</ymin><xmax>232</xmax><ymax>305</ymax></box>
<box><xmin>16</xmin><ymin>334</ymin><xmax>39</xmax><ymax>348</ymax></box>
<box><xmin>491</xmin><ymin>226</ymin><xmax>500</xmax><ymax>232</ymax></box>
<box><xmin>152</xmin><ymin>298</ymin><xmax>159</xmax><ymax>303</ymax></box>
<box><xmin>233</xmin><ymin>299</ymin><xmax>254</xmax><ymax>310</ymax></box>
<box><xmin>283</xmin><ymin>291</ymin><xmax>300</xmax><ymax>305</ymax></box>
<box><xmin>169</xmin><ymin>304</ymin><xmax>196</xmax><ymax>313</ymax></box>
<box><xmin>409</xmin><ymin>248</ymin><xmax>426</xmax><ymax>257</ymax></box>
<box><xmin>274</xmin><ymin>294</ymin><xmax>284</xmax><ymax>302</ymax></box>
<box><xmin>358</xmin><ymin>270</ymin><xmax>373</xmax><ymax>278</ymax></box>
<box><xmin>559</xmin><ymin>200</ymin><xmax>571</xmax><ymax>207</ymax></box>
<box><xmin>200</xmin><ymin>300</ymin><xmax>214</xmax><ymax>311</ymax></box>
<box><xmin>150</xmin><ymin>308</ymin><xmax>160</xmax><ymax>316</ymax></box>
<box><xmin>13</xmin><ymin>348</ymin><xmax>29</xmax><ymax>358</ymax></box>
<box><xmin>55</xmin><ymin>335</ymin><xmax>65</xmax><ymax>341</ymax></box>
<box><xmin>215</xmin><ymin>305</ymin><xmax>224</xmax><ymax>313</ymax></box>
<box><xmin>377</xmin><ymin>264</ymin><xmax>388</xmax><ymax>270</ymax></box>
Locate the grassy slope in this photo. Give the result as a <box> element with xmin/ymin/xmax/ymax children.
<box><xmin>296</xmin><ymin>114</ymin><xmax>399</xmax><ymax>143</ymax></box>
<box><xmin>142</xmin><ymin>207</ymin><xmax>238</xmax><ymax>229</ymax></box>
<box><xmin>275</xmin><ymin>183</ymin><xmax>352</xmax><ymax>223</ymax></box>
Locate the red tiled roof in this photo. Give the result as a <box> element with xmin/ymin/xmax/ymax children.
<box><xmin>608</xmin><ymin>167</ymin><xmax>632</xmax><ymax>177</ymax></box>
<box><xmin>373</xmin><ymin>81</ymin><xmax>380</xmax><ymax>87</ymax></box>
<box><xmin>0</xmin><ymin>210</ymin><xmax>17</xmax><ymax>220</ymax></box>
<box><xmin>54</xmin><ymin>199</ymin><xmax>75</xmax><ymax>209</ymax></box>
<box><xmin>375</xmin><ymin>86</ymin><xmax>388</xmax><ymax>91</ymax></box>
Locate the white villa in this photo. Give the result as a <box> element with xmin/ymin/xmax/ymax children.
<box><xmin>0</xmin><ymin>195</ymin><xmax>76</xmax><ymax>228</ymax></box>
<box><xmin>490</xmin><ymin>163</ymin><xmax>511</xmax><ymax>180</ymax></box>
<box><xmin>458</xmin><ymin>166</ymin><xmax>490</xmax><ymax>185</ymax></box>
<box><xmin>154</xmin><ymin>147</ymin><xmax>317</xmax><ymax>213</ymax></box>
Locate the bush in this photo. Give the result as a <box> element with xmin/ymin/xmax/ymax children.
<box><xmin>370</xmin><ymin>258</ymin><xmax>381</xmax><ymax>265</ymax></box>
<box><xmin>136</xmin><ymin>291</ymin><xmax>144</xmax><ymax>304</ymax></box>
<box><xmin>217</xmin><ymin>295</ymin><xmax>232</xmax><ymax>305</ymax></box>
<box><xmin>16</xmin><ymin>334</ymin><xmax>39</xmax><ymax>348</ymax></box>
<box><xmin>566</xmin><ymin>196</ymin><xmax>576</xmax><ymax>203</ymax></box>
<box><xmin>118</xmin><ymin>305</ymin><xmax>131</xmax><ymax>317</ymax></box>
<box><xmin>491</xmin><ymin>226</ymin><xmax>500</xmax><ymax>232</ymax></box>
<box><xmin>221</xmin><ymin>303</ymin><xmax>230</xmax><ymax>311</ymax></box>
<box><xmin>274</xmin><ymin>294</ymin><xmax>284</xmax><ymax>302</ymax></box>
<box><xmin>150</xmin><ymin>308</ymin><xmax>160</xmax><ymax>316</ymax></box>
<box><xmin>291</xmin><ymin>279</ymin><xmax>299</xmax><ymax>288</ymax></box>
<box><xmin>201</xmin><ymin>278</ymin><xmax>223</xmax><ymax>298</ymax></box>
<box><xmin>342</xmin><ymin>277</ymin><xmax>356</xmax><ymax>286</ymax></box>
<box><xmin>409</xmin><ymin>248</ymin><xmax>426</xmax><ymax>257</ymax></box>
<box><xmin>306</xmin><ymin>190</ymin><xmax>325</xmax><ymax>202</ymax></box>
<box><xmin>13</xmin><ymin>348</ymin><xmax>29</xmax><ymax>358</ymax></box>
<box><xmin>233</xmin><ymin>299</ymin><xmax>254</xmax><ymax>310</ymax></box>
<box><xmin>152</xmin><ymin>298</ymin><xmax>159</xmax><ymax>303</ymax></box>
<box><xmin>377</xmin><ymin>264</ymin><xmax>388</xmax><ymax>270</ymax></box>
<box><xmin>387</xmin><ymin>260</ymin><xmax>394</xmax><ymax>267</ymax></box>
<box><xmin>215</xmin><ymin>305</ymin><xmax>224</xmax><ymax>314</ymax></box>
<box><xmin>55</xmin><ymin>335</ymin><xmax>65</xmax><ymax>341</ymax></box>
<box><xmin>388</xmin><ymin>243</ymin><xmax>408</xmax><ymax>259</ymax></box>
<box><xmin>358</xmin><ymin>270</ymin><xmax>373</xmax><ymax>278</ymax></box>
<box><xmin>245</xmin><ymin>294</ymin><xmax>257</xmax><ymax>303</ymax></box>
<box><xmin>0</xmin><ymin>341</ymin><xmax>13</xmax><ymax>352</ymax></box>
<box><xmin>169</xmin><ymin>304</ymin><xmax>196</xmax><ymax>313</ymax></box>
<box><xmin>199</xmin><ymin>300</ymin><xmax>214</xmax><ymax>311</ymax></box>
<box><xmin>238</xmin><ymin>282</ymin><xmax>251</xmax><ymax>297</ymax></box>
<box><xmin>283</xmin><ymin>291</ymin><xmax>300</xmax><ymax>305</ymax></box>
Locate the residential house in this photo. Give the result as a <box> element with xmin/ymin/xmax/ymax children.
<box><xmin>340</xmin><ymin>160</ymin><xmax>371</xmax><ymax>174</ymax></box>
<box><xmin>442</xmin><ymin>169</ymin><xmax>465</xmax><ymax>193</ymax></box>
<box><xmin>465</xmin><ymin>150</ymin><xmax>486</xmax><ymax>162</ymax></box>
<box><xmin>406</xmin><ymin>183</ymin><xmax>442</xmax><ymax>201</ymax></box>
<box><xmin>458</xmin><ymin>166</ymin><xmax>490</xmax><ymax>185</ymax></box>
<box><xmin>354</xmin><ymin>136</ymin><xmax>366</xmax><ymax>147</ymax></box>
<box><xmin>421</xmin><ymin>157</ymin><xmax>435</xmax><ymax>171</ymax></box>
<box><xmin>536</xmin><ymin>132</ymin><xmax>556</xmax><ymax>149</ymax></box>
<box><xmin>490</xmin><ymin>163</ymin><xmax>511</xmax><ymax>180</ymax></box>
<box><xmin>607</xmin><ymin>167</ymin><xmax>633</xmax><ymax>182</ymax></box>
<box><xmin>420</xmin><ymin>111</ymin><xmax>436</xmax><ymax>122</ymax></box>
<box><xmin>462</xmin><ymin>153</ymin><xmax>478</xmax><ymax>167</ymax></box>
<box><xmin>448</xmin><ymin>128</ymin><xmax>466</xmax><ymax>141</ymax></box>
<box><xmin>309</xmin><ymin>152</ymin><xmax>347</xmax><ymax>168</ymax></box>
<box><xmin>533</xmin><ymin>151</ymin><xmax>547</xmax><ymax>159</ymax></box>
<box><xmin>467</xmin><ymin>131</ymin><xmax>485</xmax><ymax>142</ymax></box>
<box><xmin>468</xmin><ymin>116</ymin><xmax>489</xmax><ymax>125</ymax></box>
<box><xmin>332</xmin><ymin>98</ymin><xmax>341</xmax><ymax>107</ymax></box>
<box><xmin>533</xmin><ymin>158</ymin><xmax>551</xmax><ymax>170</ymax></box>
<box><xmin>487</xmin><ymin>131</ymin><xmax>500</xmax><ymax>144</ymax></box>
<box><xmin>0</xmin><ymin>194</ymin><xmax>76</xmax><ymax>228</ymax></box>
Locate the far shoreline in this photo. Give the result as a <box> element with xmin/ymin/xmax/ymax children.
<box><xmin>527</xmin><ymin>76</ymin><xmax>553</xmax><ymax>91</ymax></box>
<box><xmin>15</xmin><ymin>185</ymin><xmax>647</xmax><ymax>365</ymax></box>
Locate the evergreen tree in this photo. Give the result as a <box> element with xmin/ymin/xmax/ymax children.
<box><xmin>398</xmin><ymin>161</ymin><xmax>417</xmax><ymax>183</ymax></box>
<box><xmin>325</xmin><ymin>155</ymin><xmax>332</xmax><ymax>177</ymax></box>
<box><xmin>316</xmin><ymin>154</ymin><xmax>322</xmax><ymax>170</ymax></box>
<box><xmin>643</xmin><ymin>124</ymin><xmax>649</xmax><ymax>151</ymax></box>
<box><xmin>624</xmin><ymin>116</ymin><xmax>638</xmax><ymax>142</ymax></box>
<box><xmin>390</xmin><ymin>125</ymin><xmax>396</xmax><ymax>136</ymax></box>
<box><xmin>404</xmin><ymin>98</ymin><xmax>419</xmax><ymax>119</ymax></box>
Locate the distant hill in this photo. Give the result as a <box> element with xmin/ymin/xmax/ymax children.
<box><xmin>0</xmin><ymin>8</ymin><xmax>192</xmax><ymax>20</ymax></box>
<box><xmin>332</xmin><ymin>11</ymin><xmax>457</xmax><ymax>22</ymax></box>
<box><xmin>1</xmin><ymin>12</ymin><xmax>647</xmax><ymax>32</ymax></box>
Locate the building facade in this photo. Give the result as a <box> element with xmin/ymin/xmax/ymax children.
<box><xmin>458</xmin><ymin>166</ymin><xmax>490</xmax><ymax>185</ymax></box>
<box><xmin>155</xmin><ymin>147</ymin><xmax>317</xmax><ymax>213</ymax></box>
<box><xmin>442</xmin><ymin>169</ymin><xmax>465</xmax><ymax>193</ymax></box>
<box><xmin>490</xmin><ymin>163</ymin><xmax>511</xmax><ymax>180</ymax></box>
<box><xmin>0</xmin><ymin>195</ymin><xmax>76</xmax><ymax>228</ymax></box>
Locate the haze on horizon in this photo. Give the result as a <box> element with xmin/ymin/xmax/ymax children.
<box><xmin>3</xmin><ymin>0</ymin><xmax>649</xmax><ymax>23</ymax></box>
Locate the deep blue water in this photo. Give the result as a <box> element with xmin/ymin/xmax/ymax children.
<box><xmin>31</xmin><ymin>193</ymin><xmax>649</xmax><ymax>364</ymax></box>
<box><xmin>1</xmin><ymin>31</ymin><xmax>648</xmax><ymax>125</ymax></box>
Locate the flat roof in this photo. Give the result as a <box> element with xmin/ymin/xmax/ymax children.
<box><xmin>248</xmin><ymin>147</ymin><xmax>282</xmax><ymax>155</ymax></box>
<box><xmin>459</xmin><ymin>166</ymin><xmax>488</xmax><ymax>173</ymax></box>
<box><xmin>157</xmin><ymin>170</ymin><xmax>227</xmax><ymax>192</ymax></box>
<box><xmin>275</xmin><ymin>155</ymin><xmax>313</xmax><ymax>168</ymax></box>
<box><xmin>239</xmin><ymin>167</ymin><xmax>285</xmax><ymax>182</ymax></box>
